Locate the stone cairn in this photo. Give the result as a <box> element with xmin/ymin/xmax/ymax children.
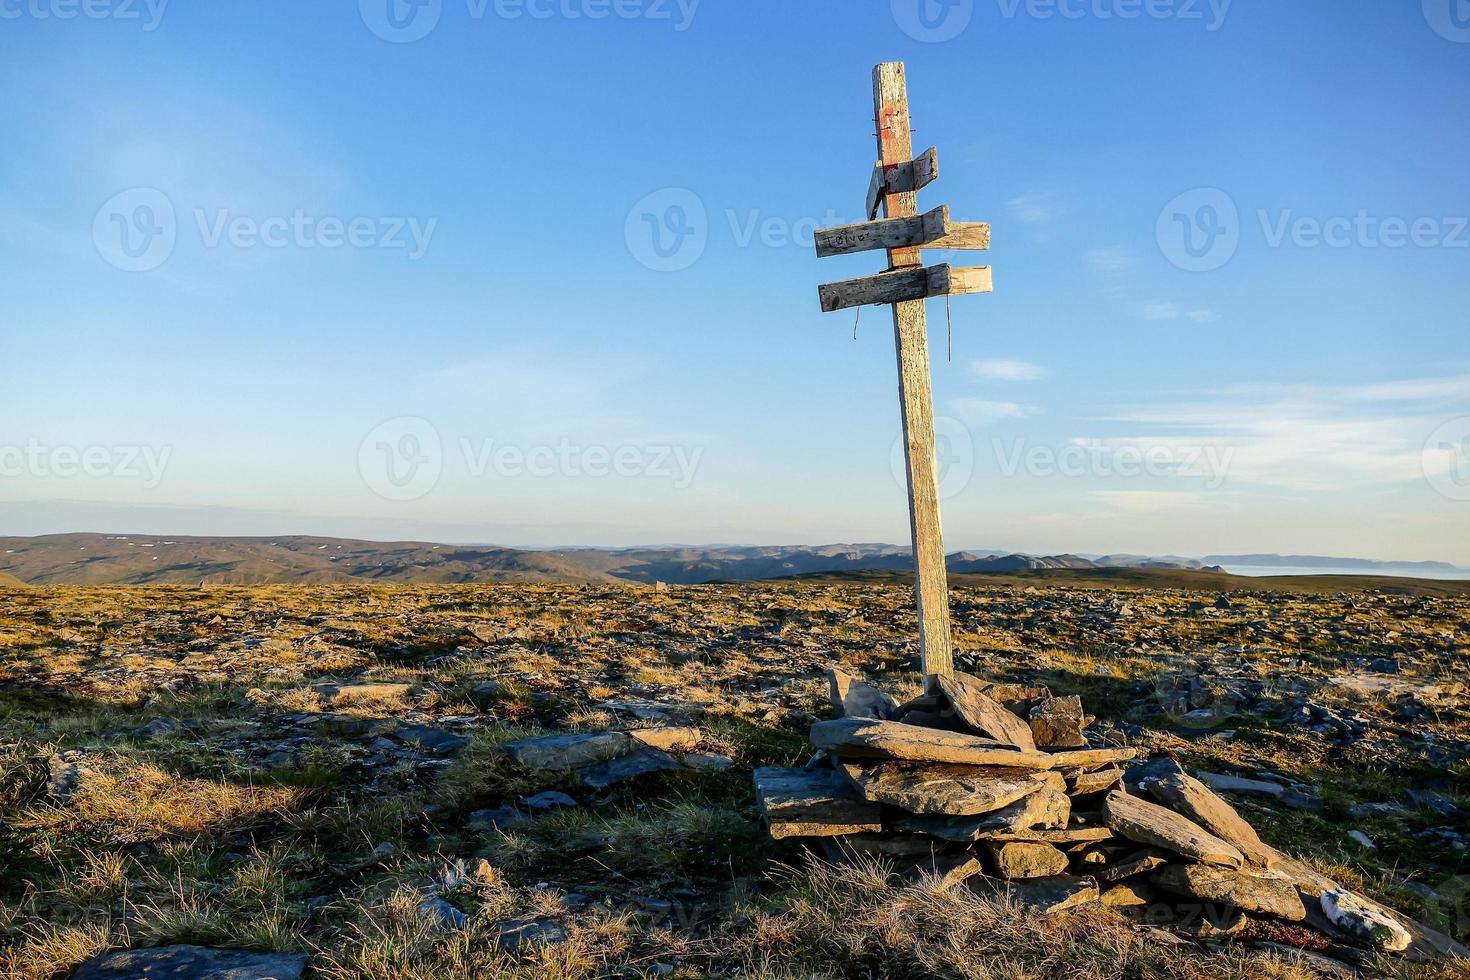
<box><xmin>754</xmin><ymin>668</ymin><xmax>1469</xmax><ymax>968</ymax></box>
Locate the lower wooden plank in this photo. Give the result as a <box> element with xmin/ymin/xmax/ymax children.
<box><xmin>818</xmin><ymin>264</ymin><xmax>993</xmax><ymax>313</ymax></box>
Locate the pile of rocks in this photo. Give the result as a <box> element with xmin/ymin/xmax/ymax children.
<box><xmin>754</xmin><ymin>668</ymin><xmax>1468</xmax><ymax>969</ymax></box>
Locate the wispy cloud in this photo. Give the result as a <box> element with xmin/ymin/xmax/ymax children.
<box><xmin>1007</xmin><ymin>191</ymin><xmax>1063</xmax><ymax>225</ymax></box>
<box><xmin>971</xmin><ymin>359</ymin><xmax>1047</xmax><ymax>382</ymax></box>
<box><xmin>950</xmin><ymin>398</ymin><xmax>1040</xmax><ymax>427</ymax></box>
<box><xmin>1090</xmin><ymin>374</ymin><xmax>1470</xmax><ymax>492</ymax></box>
<box><xmin>1087</xmin><ymin>247</ymin><xmax>1135</xmax><ymax>277</ymax></box>
<box><xmin>1144</xmin><ymin>301</ymin><xmax>1219</xmax><ymax>323</ymax></box>
<box><xmin>1091</xmin><ymin>490</ymin><xmax>1217</xmax><ymax>513</ymax></box>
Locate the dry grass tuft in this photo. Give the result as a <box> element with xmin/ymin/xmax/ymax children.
<box><xmin>21</xmin><ymin>758</ymin><xmax>304</xmax><ymax>841</ymax></box>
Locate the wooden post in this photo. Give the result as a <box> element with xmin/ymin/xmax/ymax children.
<box><xmin>873</xmin><ymin>62</ymin><xmax>954</xmax><ymax>686</ymax></box>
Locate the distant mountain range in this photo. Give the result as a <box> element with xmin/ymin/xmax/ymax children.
<box><xmin>4</xmin><ymin>533</ymin><xmax>1457</xmax><ymax>587</ymax></box>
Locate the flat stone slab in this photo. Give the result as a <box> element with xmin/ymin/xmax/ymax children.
<box><xmin>897</xmin><ymin>786</ymin><xmax>1070</xmax><ymax>841</ymax></box>
<box><xmin>840</xmin><ymin>761</ymin><xmax>1061</xmax><ymax>816</ymax></box>
<box><xmin>1101</xmin><ymin>791</ymin><xmax>1244</xmax><ymax>867</ymax></box>
<box><xmin>936</xmin><ymin>671</ymin><xmax>1036</xmax><ymax>751</ymax></box>
<box><xmin>754</xmin><ymin>767</ymin><xmax>882</xmax><ymax>839</ymax></box>
<box><xmin>1197</xmin><ymin>771</ymin><xmax>1286</xmax><ymax>799</ymax></box>
<box><xmin>971</xmin><ymin>873</ymin><xmax>1100</xmax><ymax>913</ymax></box>
<box><xmin>1152</xmin><ymin>863</ymin><xmax>1306</xmax><ymax>921</ymax></box>
<box><xmin>396</xmin><ymin>725</ymin><xmax>470</xmax><ymax>755</ymax></box>
<box><xmin>810</xmin><ymin>718</ymin><xmax>1057</xmax><ymax>769</ymax></box>
<box><xmin>1069</xmin><ymin>768</ymin><xmax>1124</xmax><ymax>795</ymax></box>
<box><xmin>895</xmin><ymin>854</ymin><xmax>987</xmax><ymax>889</ymax></box>
<box><xmin>827</xmin><ymin>668</ymin><xmax>898</xmax><ymax>720</ymax></box>
<box><xmin>504</xmin><ymin>732</ymin><xmax>631</xmax><ymax>772</ymax></box>
<box><xmin>1096</xmin><ymin>849</ymin><xmax>1169</xmax><ymax>883</ymax></box>
<box><xmin>1138</xmin><ymin>759</ymin><xmax>1275</xmax><ymax>867</ymax></box>
<box><xmin>982</xmin><ymin>825</ymin><xmax>1115</xmax><ymax>844</ymax></box>
<box><xmin>1321</xmin><ymin>889</ymin><xmax>1411</xmax><ymax>952</ymax></box>
<box><xmin>576</xmin><ymin>749</ymin><xmax>683</xmax><ymax>790</ymax></box>
<box><xmin>73</xmin><ymin>946</ymin><xmax>307</xmax><ymax>980</ymax></box>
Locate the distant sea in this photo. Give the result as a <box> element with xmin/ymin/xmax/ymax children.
<box><xmin>1219</xmin><ymin>564</ymin><xmax>1470</xmax><ymax>581</ymax></box>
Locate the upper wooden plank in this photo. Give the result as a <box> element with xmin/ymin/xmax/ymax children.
<box><xmin>815</xmin><ymin>205</ymin><xmax>949</xmax><ymax>258</ymax></box>
<box><xmin>866</xmin><ymin>147</ymin><xmax>939</xmax><ymax>220</ymax></box>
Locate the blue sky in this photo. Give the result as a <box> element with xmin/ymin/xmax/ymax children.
<box><xmin>2</xmin><ymin>0</ymin><xmax>1469</xmax><ymax>562</ymax></box>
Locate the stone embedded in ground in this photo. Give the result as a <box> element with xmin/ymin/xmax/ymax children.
<box><xmin>1100</xmin><ymin>791</ymin><xmax>1244</xmax><ymax>867</ymax></box>
<box><xmin>520</xmin><ymin>791</ymin><xmax>578</xmax><ymax>811</ymax></box>
<box><xmin>840</xmin><ymin>761</ymin><xmax>1060</xmax><ymax>816</ymax></box>
<box><xmin>1196</xmin><ymin>770</ymin><xmax>1286</xmax><ymax>799</ymax></box>
<box><xmin>418</xmin><ymin>896</ymin><xmax>469</xmax><ymax>931</ymax></box>
<box><xmin>827</xmin><ymin>668</ymin><xmax>898</xmax><ymax>720</ymax></box>
<box><xmin>809</xmin><ymin>718</ymin><xmax>1057</xmax><ymax>769</ymax></box>
<box><xmin>1028</xmin><ymin>696</ymin><xmax>1089</xmax><ymax>749</ymax></box>
<box><xmin>1151</xmin><ymin>863</ymin><xmax>1306</xmax><ymax>921</ymax></box>
<box><xmin>576</xmin><ymin>749</ymin><xmax>683</xmax><ymax>790</ymax></box>
<box><xmin>1069</xmin><ymin>767</ymin><xmax>1123</xmax><ymax>796</ymax></box>
<box><xmin>629</xmin><ymin>726</ymin><xmax>701</xmax><ymax>751</ymax></box>
<box><xmin>970</xmin><ymin>873</ymin><xmax>1100</xmax><ymax>914</ymax></box>
<box><xmin>504</xmin><ymin>732</ymin><xmax>631</xmax><ymax>772</ymax></box>
<box><xmin>1321</xmin><ymin>889</ymin><xmax>1412</xmax><ymax>952</ymax></box>
<box><xmin>1137</xmin><ymin>758</ymin><xmax>1276</xmax><ymax>867</ymax></box>
<box><xmin>45</xmin><ymin>752</ymin><xmax>83</xmax><ymax>803</ymax></box>
<box><xmin>753</xmin><ymin>766</ymin><xmax>882</xmax><ymax>839</ymax></box>
<box><xmin>72</xmin><ymin>945</ymin><xmax>307</xmax><ymax>980</ymax></box>
<box><xmin>467</xmin><ymin>807</ymin><xmax>523</xmax><ymax>831</ymax></box>
<box><xmin>1250</xmin><ymin>943</ymin><xmax>1359</xmax><ymax>980</ymax></box>
<box><xmin>683</xmin><ymin>753</ymin><xmax>734</xmax><ymax>771</ymax></box>
<box><xmin>396</xmin><ymin>724</ymin><xmax>470</xmax><ymax>755</ymax></box>
<box><xmin>495</xmin><ymin>917</ymin><xmax>569</xmax><ymax>952</ymax></box>
<box><xmin>598</xmin><ymin>700</ymin><xmax>705</xmax><ymax>722</ymax></box>
<box><xmin>936</xmin><ymin>671</ymin><xmax>1036</xmax><ymax>751</ymax></box>
<box><xmin>986</xmin><ymin>841</ymin><xmax>1070</xmax><ymax>879</ymax></box>
<box><xmin>897</xmin><ymin>786</ymin><xmax>1070</xmax><ymax>841</ymax></box>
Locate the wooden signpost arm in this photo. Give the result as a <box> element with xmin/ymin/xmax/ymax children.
<box><xmin>873</xmin><ymin>62</ymin><xmax>955</xmax><ymax>686</ymax></box>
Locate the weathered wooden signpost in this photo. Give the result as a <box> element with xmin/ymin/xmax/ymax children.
<box><xmin>813</xmin><ymin>62</ymin><xmax>992</xmax><ymax>691</ymax></box>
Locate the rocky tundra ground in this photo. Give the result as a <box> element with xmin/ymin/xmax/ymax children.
<box><xmin>0</xmin><ymin>580</ymin><xmax>1466</xmax><ymax>978</ymax></box>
